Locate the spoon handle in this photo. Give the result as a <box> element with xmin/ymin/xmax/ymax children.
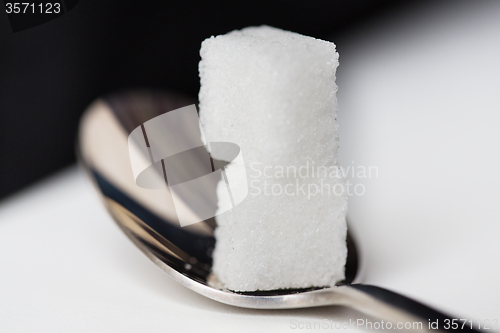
<box><xmin>338</xmin><ymin>284</ymin><xmax>482</xmax><ymax>332</ymax></box>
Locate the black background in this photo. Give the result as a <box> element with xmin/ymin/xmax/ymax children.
<box><xmin>0</xmin><ymin>0</ymin><xmax>417</xmax><ymax>200</ymax></box>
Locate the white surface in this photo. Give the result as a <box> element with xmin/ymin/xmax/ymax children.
<box><xmin>337</xmin><ymin>0</ymin><xmax>500</xmax><ymax>322</ymax></box>
<box><xmin>1</xmin><ymin>1</ymin><xmax>500</xmax><ymax>331</ymax></box>
<box><xmin>0</xmin><ymin>168</ymin><xmax>382</xmax><ymax>333</ymax></box>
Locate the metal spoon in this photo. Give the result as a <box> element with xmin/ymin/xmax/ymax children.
<box><xmin>78</xmin><ymin>91</ymin><xmax>481</xmax><ymax>332</ymax></box>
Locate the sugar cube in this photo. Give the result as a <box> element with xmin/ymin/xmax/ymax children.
<box><xmin>199</xmin><ymin>26</ymin><xmax>347</xmax><ymax>291</ymax></box>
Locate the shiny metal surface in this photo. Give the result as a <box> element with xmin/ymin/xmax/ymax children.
<box><xmin>78</xmin><ymin>91</ymin><xmax>482</xmax><ymax>332</ymax></box>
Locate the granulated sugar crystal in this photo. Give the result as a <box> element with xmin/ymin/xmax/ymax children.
<box><xmin>199</xmin><ymin>26</ymin><xmax>347</xmax><ymax>291</ymax></box>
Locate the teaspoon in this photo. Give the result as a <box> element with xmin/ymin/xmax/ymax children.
<box><xmin>78</xmin><ymin>90</ymin><xmax>482</xmax><ymax>332</ymax></box>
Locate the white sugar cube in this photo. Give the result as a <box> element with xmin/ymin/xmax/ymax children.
<box><xmin>199</xmin><ymin>26</ymin><xmax>347</xmax><ymax>291</ymax></box>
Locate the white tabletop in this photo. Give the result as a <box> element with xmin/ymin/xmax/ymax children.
<box><xmin>1</xmin><ymin>1</ymin><xmax>500</xmax><ymax>332</ymax></box>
